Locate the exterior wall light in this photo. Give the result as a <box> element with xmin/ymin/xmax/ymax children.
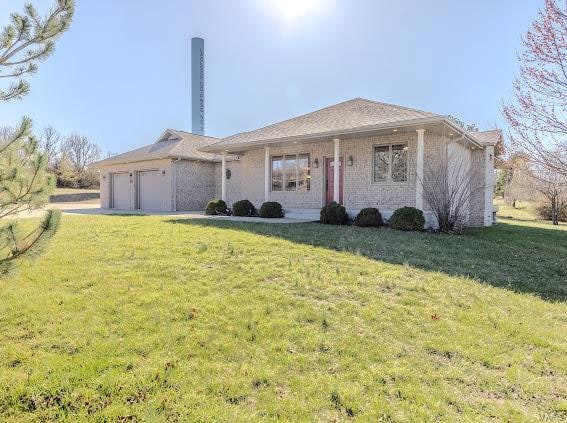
<box><xmin>313</xmin><ymin>158</ymin><xmax>319</xmax><ymax>168</ymax></box>
<box><xmin>347</xmin><ymin>155</ymin><xmax>354</xmax><ymax>166</ymax></box>
<box><xmin>162</xmin><ymin>170</ymin><xmax>166</xmax><ymax>175</ymax></box>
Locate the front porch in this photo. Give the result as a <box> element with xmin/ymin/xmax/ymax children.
<box><xmin>218</xmin><ymin>128</ymin><xmax>428</xmax><ymax>214</ymax></box>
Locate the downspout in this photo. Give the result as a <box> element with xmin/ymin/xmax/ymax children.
<box><xmin>172</xmin><ymin>157</ymin><xmax>181</xmax><ymax>211</ymax></box>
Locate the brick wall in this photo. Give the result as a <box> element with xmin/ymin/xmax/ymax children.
<box><xmin>468</xmin><ymin>145</ymin><xmax>495</xmax><ymax>227</ymax></box>
<box><xmin>222</xmin><ymin>133</ymin><xmax>422</xmax><ymax>213</ymax></box>
<box><xmin>174</xmin><ymin>160</ymin><xmax>216</xmax><ymax>211</ymax></box>
<box><xmin>217</xmin><ymin>131</ymin><xmax>493</xmax><ymax>227</ymax></box>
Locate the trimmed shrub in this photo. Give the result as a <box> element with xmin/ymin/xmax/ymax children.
<box><xmin>233</xmin><ymin>199</ymin><xmax>256</xmax><ymax>217</ymax></box>
<box><xmin>536</xmin><ymin>202</ymin><xmax>567</xmax><ymax>222</ymax></box>
<box><xmin>389</xmin><ymin>207</ymin><xmax>425</xmax><ymax>231</ymax></box>
<box><xmin>320</xmin><ymin>202</ymin><xmax>349</xmax><ymax>225</ymax></box>
<box><xmin>259</xmin><ymin>202</ymin><xmax>284</xmax><ymax>218</ymax></box>
<box><xmin>205</xmin><ymin>199</ymin><xmax>228</xmax><ymax>215</ymax></box>
<box><xmin>353</xmin><ymin>207</ymin><xmax>383</xmax><ymax>227</ymax></box>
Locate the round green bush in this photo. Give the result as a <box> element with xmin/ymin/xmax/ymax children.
<box><xmin>232</xmin><ymin>199</ymin><xmax>256</xmax><ymax>217</ymax></box>
<box><xmin>389</xmin><ymin>207</ymin><xmax>425</xmax><ymax>231</ymax></box>
<box><xmin>320</xmin><ymin>202</ymin><xmax>349</xmax><ymax>225</ymax></box>
<box><xmin>259</xmin><ymin>202</ymin><xmax>284</xmax><ymax>218</ymax></box>
<box><xmin>353</xmin><ymin>207</ymin><xmax>383</xmax><ymax>227</ymax></box>
<box><xmin>205</xmin><ymin>199</ymin><xmax>228</xmax><ymax>215</ymax></box>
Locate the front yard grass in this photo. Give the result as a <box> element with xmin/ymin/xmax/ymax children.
<box><xmin>0</xmin><ymin>215</ymin><xmax>565</xmax><ymax>421</ymax></box>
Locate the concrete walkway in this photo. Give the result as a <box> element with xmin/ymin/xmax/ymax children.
<box><xmin>14</xmin><ymin>202</ymin><xmax>315</xmax><ymax>224</ymax></box>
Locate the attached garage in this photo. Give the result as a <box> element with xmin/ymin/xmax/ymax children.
<box><xmin>94</xmin><ymin>129</ymin><xmax>230</xmax><ymax>212</ymax></box>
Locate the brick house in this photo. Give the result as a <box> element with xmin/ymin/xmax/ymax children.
<box><xmin>95</xmin><ymin>98</ymin><xmax>499</xmax><ymax>227</ymax></box>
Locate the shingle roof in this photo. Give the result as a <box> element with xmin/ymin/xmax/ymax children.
<box><xmin>470</xmin><ymin>129</ymin><xmax>502</xmax><ymax>146</ymax></box>
<box><xmin>203</xmin><ymin>98</ymin><xmax>442</xmax><ymax>151</ymax></box>
<box><xmin>93</xmin><ymin>130</ymin><xmax>225</xmax><ymax>167</ymax></box>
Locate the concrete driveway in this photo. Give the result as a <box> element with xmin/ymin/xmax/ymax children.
<box><xmin>14</xmin><ymin>201</ymin><xmax>314</xmax><ymax>223</ymax></box>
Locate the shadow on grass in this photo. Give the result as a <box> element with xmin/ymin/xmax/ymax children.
<box><xmin>496</xmin><ymin>215</ymin><xmax>537</xmax><ymax>222</ymax></box>
<box><xmin>167</xmin><ymin>218</ymin><xmax>567</xmax><ymax>302</ymax></box>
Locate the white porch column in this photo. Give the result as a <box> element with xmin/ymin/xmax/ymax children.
<box><xmin>264</xmin><ymin>146</ymin><xmax>270</xmax><ymax>202</ymax></box>
<box><xmin>333</xmin><ymin>138</ymin><xmax>340</xmax><ymax>203</ymax></box>
<box><xmin>416</xmin><ymin>129</ymin><xmax>425</xmax><ymax>210</ymax></box>
<box><xmin>221</xmin><ymin>152</ymin><xmax>227</xmax><ymax>202</ymax></box>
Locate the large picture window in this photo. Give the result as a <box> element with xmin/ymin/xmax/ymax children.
<box><xmin>373</xmin><ymin>144</ymin><xmax>408</xmax><ymax>182</ymax></box>
<box><xmin>272</xmin><ymin>153</ymin><xmax>310</xmax><ymax>192</ymax></box>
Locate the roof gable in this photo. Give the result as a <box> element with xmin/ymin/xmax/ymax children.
<box><xmin>157</xmin><ymin>129</ymin><xmax>183</xmax><ymax>143</ymax></box>
<box><xmin>92</xmin><ymin>130</ymin><xmax>224</xmax><ymax>167</ymax></box>
<box><xmin>471</xmin><ymin>129</ymin><xmax>502</xmax><ymax>146</ymax></box>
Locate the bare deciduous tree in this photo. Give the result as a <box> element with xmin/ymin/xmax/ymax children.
<box><xmin>527</xmin><ymin>160</ymin><xmax>566</xmax><ymax>225</ymax></box>
<box><xmin>62</xmin><ymin>133</ymin><xmax>101</xmax><ymax>173</ymax></box>
<box><xmin>420</xmin><ymin>138</ymin><xmax>483</xmax><ymax>233</ymax></box>
<box><xmin>502</xmin><ymin>154</ymin><xmax>538</xmax><ymax>207</ymax></box>
<box><xmin>447</xmin><ymin>115</ymin><xmax>479</xmax><ymax>133</ymax></box>
<box><xmin>502</xmin><ymin>0</ymin><xmax>567</xmax><ymax>176</ymax></box>
<box><xmin>39</xmin><ymin>125</ymin><xmax>62</xmax><ymax>169</ymax></box>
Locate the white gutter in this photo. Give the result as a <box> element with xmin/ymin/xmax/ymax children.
<box><xmin>172</xmin><ymin>157</ymin><xmax>181</xmax><ymax>211</ymax></box>
<box><xmin>92</xmin><ymin>154</ymin><xmax>231</xmax><ymax>169</ymax></box>
<box><xmin>201</xmin><ymin>116</ymin><xmax>483</xmax><ymax>153</ymax></box>
<box><xmin>440</xmin><ymin>119</ymin><xmax>484</xmax><ymax>148</ymax></box>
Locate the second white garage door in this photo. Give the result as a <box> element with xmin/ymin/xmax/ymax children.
<box><xmin>138</xmin><ymin>170</ymin><xmax>164</xmax><ymax>211</ymax></box>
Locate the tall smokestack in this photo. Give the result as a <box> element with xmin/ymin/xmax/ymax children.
<box><xmin>191</xmin><ymin>37</ymin><xmax>205</xmax><ymax>135</ymax></box>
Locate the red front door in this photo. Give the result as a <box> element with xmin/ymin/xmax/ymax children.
<box><xmin>325</xmin><ymin>157</ymin><xmax>344</xmax><ymax>204</ymax></box>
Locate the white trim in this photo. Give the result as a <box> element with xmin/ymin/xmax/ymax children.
<box><xmin>333</xmin><ymin>138</ymin><xmax>340</xmax><ymax>202</ymax></box>
<box><xmin>269</xmin><ymin>152</ymin><xmax>311</xmax><ymax>193</ymax></box>
<box><xmin>221</xmin><ymin>152</ymin><xmax>227</xmax><ymax>202</ymax></box>
<box><xmin>371</xmin><ymin>142</ymin><xmax>409</xmax><ymax>184</ymax></box>
<box><xmin>416</xmin><ymin>129</ymin><xmax>425</xmax><ymax>210</ymax></box>
<box><xmin>264</xmin><ymin>147</ymin><xmax>270</xmax><ymax>202</ymax></box>
<box><xmin>172</xmin><ymin>159</ymin><xmax>178</xmax><ymax>211</ymax></box>
<box><xmin>201</xmin><ymin>117</ymin><xmax>484</xmax><ymax>153</ymax></box>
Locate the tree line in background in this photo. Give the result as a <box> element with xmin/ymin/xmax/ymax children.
<box><xmin>38</xmin><ymin>126</ymin><xmax>101</xmax><ymax>189</ymax></box>
<box><xmin>500</xmin><ymin>0</ymin><xmax>566</xmax><ymax>225</ymax></box>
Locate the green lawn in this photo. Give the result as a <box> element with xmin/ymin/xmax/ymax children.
<box><xmin>494</xmin><ymin>198</ymin><xmax>565</xmax><ymax>226</ymax></box>
<box><xmin>0</xmin><ymin>216</ymin><xmax>566</xmax><ymax>421</ymax></box>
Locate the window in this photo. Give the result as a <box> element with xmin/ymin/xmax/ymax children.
<box><xmin>373</xmin><ymin>144</ymin><xmax>408</xmax><ymax>182</ymax></box>
<box><xmin>391</xmin><ymin>144</ymin><xmax>408</xmax><ymax>182</ymax></box>
<box><xmin>285</xmin><ymin>155</ymin><xmax>297</xmax><ymax>191</ymax></box>
<box><xmin>271</xmin><ymin>156</ymin><xmax>283</xmax><ymax>191</ymax></box>
<box><xmin>374</xmin><ymin>146</ymin><xmax>389</xmax><ymax>182</ymax></box>
<box><xmin>297</xmin><ymin>154</ymin><xmax>310</xmax><ymax>191</ymax></box>
<box><xmin>271</xmin><ymin>153</ymin><xmax>310</xmax><ymax>192</ymax></box>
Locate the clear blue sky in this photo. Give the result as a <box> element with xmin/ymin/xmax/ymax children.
<box><xmin>0</xmin><ymin>0</ymin><xmax>541</xmax><ymax>155</ymax></box>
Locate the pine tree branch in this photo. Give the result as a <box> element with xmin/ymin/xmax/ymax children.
<box><xmin>0</xmin><ymin>209</ymin><xmax>61</xmax><ymax>275</ymax></box>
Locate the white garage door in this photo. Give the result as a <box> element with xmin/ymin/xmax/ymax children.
<box><xmin>138</xmin><ymin>170</ymin><xmax>163</xmax><ymax>211</ymax></box>
<box><xmin>112</xmin><ymin>173</ymin><xmax>131</xmax><ymax>209</ymax></box>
